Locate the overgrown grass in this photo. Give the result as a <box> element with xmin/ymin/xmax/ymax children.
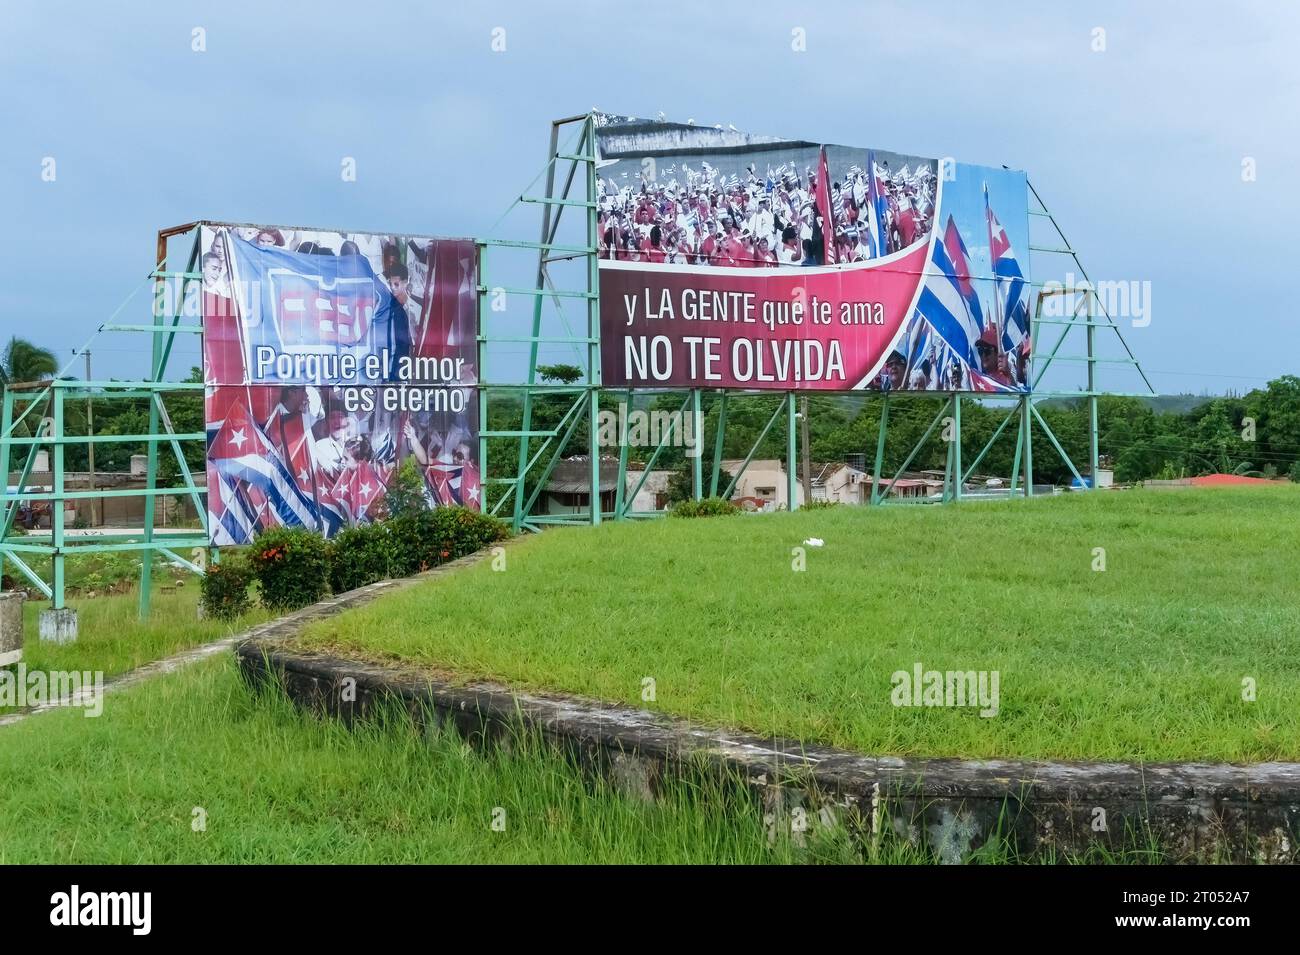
<box><xmin>3</xmin><ymin>587</ymin><xmax>269</xmax><ymax>713</ymax></box>
<box><xmin>293</xmin><ymin>487</ymin><xmax>1300</xmax><ymax>763</ymax></box>
<box><xmin>0</xmin><ymin>659</ymin><xmax>906</xmax><ymax>863</ymax></box>
<box><xmin>0</xmin><ymin>659</ymin><xmax>1170</xmax><ymax>863</ymax></box>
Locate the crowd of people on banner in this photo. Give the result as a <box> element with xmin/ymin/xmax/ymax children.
<box><xmin>596</xmin><ymin>155</ymin><xmax>936</xmax><ymax>268</ymax></box>
<box><xmin>197</xmin><ymin>226</ymin><xmax>475</xmax><ymax>372</ymax></box>
<box><xmin>200</xmin><ymin>224</ymin><xmax>481</xmax><ymax>543</ymax></box>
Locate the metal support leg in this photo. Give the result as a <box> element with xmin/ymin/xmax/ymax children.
<box><xmin>952</xmin><ymin>393</ymin><xmax>962</xmax><ymax>502</ymax></box>
<box><xmin>614</xmin><ymin>390</ymin><xmax>630</xmax><ymax>518</ymax></box>
<box><xmin>588</xmin><ymin>388</ymin><xmax>601</xmax><ymax>525</ymax></box>
<box><xmin>1086</xmin><ymin>291</ymin><xmax>1099</xmax><ymax>489</ymax></box>
<box><xmin>786</xmin><ymin>391</ymin><xmax>798</xmax><ymax>511</ymax></box>
<box><xmin>52</xmin><ymin>388</ymin><xmax>65</xmax><ymax>609</ymax></box>
<box><xmin>691</xmin><ymin>389</ymin><xmax>702</xmax><ymax>500</ymax></box>
<box><xmin>871</xmin><ymin>394</ymin><xmax>889</xmax><ymax>505</ymax></box>
<box><xmin>1022</xmin><ymin>395</ymin><xmax>1034</xmax><ymax>498</ymax></box>
<box><xmin>710</xmin><ymin>391</ymin><xmax>728</xmax><ymax>498</ymax></box>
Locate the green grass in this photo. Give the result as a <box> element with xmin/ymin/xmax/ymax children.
<box><xmin>292</xmin><ymin>486</ymin><xmax>1300</xmax><ymax>763</ymax></box>
<box><xmin>0</xmin><ymin>658</ymin><xmax>911</xmax><ymax>864</ymax></box>
<box><xmin>3</xmin><ymin>587</ymin><xmax>269</xmax><ymax>714</ymax></box>
<box><xmin>0</xmin><ymin>658</ymin><xmax>1167</xmax><ymax>863</ymax></box>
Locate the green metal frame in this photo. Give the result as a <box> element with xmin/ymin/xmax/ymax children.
<box><xmin>2</xmin><ymin>114</ymin><xmax>1155</xmax><ymax>616</ymax></box>
<box><xmin>1</xmin><ymin>223</ymin><xmax>211</xmax><ymax>615</ymax></box>
<box><xmin>478</xmin><ymin>115</ymin><xmax>1155</xmax><ymax>524</ymax></box>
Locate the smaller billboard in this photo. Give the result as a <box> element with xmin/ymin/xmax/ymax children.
<box><xmin>199</xmin><ymin>223</ymin><xmax>479</xmax><ymax>545</ymax></box>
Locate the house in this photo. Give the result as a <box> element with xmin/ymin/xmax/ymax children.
<box><xmin>624</xmin><ymin>464</ymin><xmax>674</xmax><ymax>513</ymax></box>
<box><xmin>809</xmin><ymin>462</ymin><xmax>870</xmax><ymax>504</ymax></box>
<box><xmin>718</xmin><ymin>459</ymin><xmax>801</xmax><ymax>510</ymax></box>
<box><xmin>6</xmin><ymin>466</ymin><xmax>204</xmax><ymax>528</ymax></box>
<box><xmin>885</xmin><ymin>477</ymin><xmax>935</xmax><ymax>500</ymax></box>
<box><xmin>542</xmin><ymin>455</ymin><xmax>623</xmax><ymax>515</ymax></box>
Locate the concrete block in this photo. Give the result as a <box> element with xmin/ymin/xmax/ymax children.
<box><xmin>38</xmin><ymin>607</ymin><xmax>78</xmax><ymax>645</ymax></box>
<box><xmin>0</xmin><ymin>592</ymin><xmax>23</xmax><ymax>666</ymax></box>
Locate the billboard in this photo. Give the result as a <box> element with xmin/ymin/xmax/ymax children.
<box><xmin>595</xmin><ymin>114</ymin><xmax>1032</xmax><ymax>393</ymax></box>
<box><xmin>199</xmin><ymin>223</ymin><xmax>479</xmax><ymax>545</ymax></box>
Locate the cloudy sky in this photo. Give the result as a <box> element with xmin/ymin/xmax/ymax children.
<box><xmin>2</xmin><ymin>1</ymin><xmax>1295</xmax><ymax>394</ymax></box>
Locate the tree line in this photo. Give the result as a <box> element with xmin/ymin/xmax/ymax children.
<box><xmin>5</xmin><ymin>340</ymin><xmax>1296</xmax><ymax>505</ymax></box>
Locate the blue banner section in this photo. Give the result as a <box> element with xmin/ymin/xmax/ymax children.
<box><xmin>228</xmin><ymin>237</ymin><xmax>408</xmax><ymax>385</ymax></box>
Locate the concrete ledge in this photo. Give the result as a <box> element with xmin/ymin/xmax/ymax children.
<box><xmin>232</xmin><ymin>549</ymin><xmax>1300</xmax><ymax>864</ymax></box>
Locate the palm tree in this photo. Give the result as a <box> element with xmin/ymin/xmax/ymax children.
<box><xmin>1</xmin><ymin>336</ymin><xmax>58</xmax><ymax>386</ymax></box>
<box><xmin>1</xmin><ymin>337</ymin><xmax>61</xmax><ymax>439</ymax></box>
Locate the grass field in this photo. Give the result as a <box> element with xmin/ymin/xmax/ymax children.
<box><xmin>292</xmin><ymin>487</ymin><xmax>1300</xmax><ymax>763</ymax></box>
<box><xmin>0</xmin><ymin>659</ymin><xmax>900</xmax><ymax>864</ymax></box>
<box><xmin>2</xmin><ymin>586</ymin><xmax>269</xmax><ymax>717</ymax></box>
<box><xmin>15</xmin><ymin>587</ymin><xmax>269</xmax><ymax>678</ymax></box>
<box><xmin>0</xmin><ymin>658</ymin><xmax>1164</xmax><ymax>863</ymax></box>
<box><xmin>5</xmin><ymin>548</ymin><xmax>267</xmax><ymax>690</ymax></box>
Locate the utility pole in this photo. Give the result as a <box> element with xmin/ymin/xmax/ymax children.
<box><xmin>78</xmin><ymin>349</ymin><xmax>97</xmax><ymax>527</ymax></box>
<box><xmin>800</xmin><ymin>395</ymin><xmax>812</xmax><ymax>504</ymax></box>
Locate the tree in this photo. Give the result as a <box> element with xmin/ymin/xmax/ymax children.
<box><xmin>0</xmin><ymin>338</ymin><xmax>61</xmax><ymax>440</ymax></box>
<box><xmin>536</xmin><ymin>363</ymin><xmax>583</xmax><ymax>384</ymax></box>
<box><xmin>0</xmin><ymin>337</ymin><xmax>58</xmax><ymax>387</ymax></box>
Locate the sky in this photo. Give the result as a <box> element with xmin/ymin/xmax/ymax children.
<box><xmin>2</xmin><ymin>0</ymin><xmax>1297</xmax><ymax>395</ymax></box>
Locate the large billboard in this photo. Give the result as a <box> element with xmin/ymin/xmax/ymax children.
<box><xmin>595</xmin><ymin>114</ymin><xmax>1032</xmax><ymax>393</ymax></box>
<box><xmin>199</xmin><ymin>223</ymin><xmax>478</xmax><ymax>545</ymax></box>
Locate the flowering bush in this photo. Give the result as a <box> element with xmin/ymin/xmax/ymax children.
<box><xmin>669</xmin><ymin>497</ymin><xmax>740</xmax><ymax>518</ymax></box>
<box><xmin>248</xmin><ymin>527</ymin><xmax>331</xmax><ymax>610</ymax></box>
<box><xmin>200</xmin><ymin>554</ymin><xmax>254</xmax><ymax>620</ymax></box>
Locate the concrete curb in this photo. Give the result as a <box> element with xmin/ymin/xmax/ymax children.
<box><xmin>235</xmin><ymin>546</ymin><xmax>1300</xmax><ymax>864</ymax></box>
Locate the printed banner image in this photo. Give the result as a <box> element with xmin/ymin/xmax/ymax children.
<box><xmin>200</xmin><ymin>223</ymin><xmax>480</xmax><ymax>545</ymax></box>
<box><xmin>593</xmin><ymin>114</ymin><xmax>1032</xmax><ymax>393</ymax></box>
<box><xmin>200</xmin><ymin>225</ymin><xmax>476</xmax><ymax>389</ymax></box>
<box><xmin>205</xmin><ymin>384</ymin><xmax>479</xmax><ymax>545</ymax></box>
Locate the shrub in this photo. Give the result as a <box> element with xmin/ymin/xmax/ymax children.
<box><xmin>329</xmin><ymin>523</ymin><xmax>396</xmax><ymax>594</ymax></box>
<box><xmin>669</xmin><ymin>497</ymin><xmax>740</xmax><ymax>518</ymax></box>
<box><xmin>200</xmin><ymin>554</ymin><xmax>254</xmax><ymax>620</ymax></box>
<box><xmin>384</xmin><ymin>457</ymin><xmax>427</xmax><ymax>520</ymax></box>
<box><xmin>388</xmin><ymin>506</ymin><xmax>509</xmax><ymax>576</ymax></box>
<box><xmin>249</xmin><ymin>527</ymin><xmax>331</xmax><ymax>611</ymax></box>
<box><xmin>800</xmin><ymin>499</ymin><xmax>839</xmax><ymax>510</ymax></box>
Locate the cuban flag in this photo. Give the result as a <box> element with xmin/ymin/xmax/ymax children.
<box><xmin>263</xmin><ymin>404</ymin><xmax>318</xmax><ymax>498</ymax></box>
<box><xmin>985</xmin><ymin>187</ymin><xmax>1029</xmax><ymax>354</ymax></box>
<box><xmin>210</xmin><ymin>469</ymin><xmax>259</xmax><ymax>546</ymax></box>
<box><xmin>914</xmin><ymin>236</ymin><xmax>983</xmax><ymax>371</ymax></box>
<box><xmin>815</xmin><ymin>147</ymin><xmax>836</xmax><ymax>265</ymax></box>
<box><xmin>425</xmin><ymin>459</ymin><xmax>480</xmax><ymax>508</ymax></box>
<box><xmin>867</xmin><ymin>151</ymin><xmax>891</xmax><ymax>256</ymax></box>
<box><xmin>208</xmin><ymin>398</ymin><xmax>320</xmax><ymax>536</ymax></box>
<box><xmin>323</xmin><ymin>460</ymin><xmax>389</xmax><ymax>528</ymax></box>
<box><xmin>941</xmin><ymin>216</ymin><xmax>985</xmax><ymax>332</ymax></box>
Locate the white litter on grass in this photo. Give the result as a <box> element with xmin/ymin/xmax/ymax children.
<box><xmin>803</xmin><ymin>538</ymin><xmax>824</xmax><ymax>547</ymax></box>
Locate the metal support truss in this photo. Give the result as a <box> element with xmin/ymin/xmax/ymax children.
<box><xmin>479</xmin><ymin>118</ymin><xmax>1155</xmax><ymax>526</ymax></box>
<box><xmin>0</xmin><ymin>223</ymin><xmax>211</xmax><ymax>615</ymax></box>
<box><xmin>478</xmin><ymin>113</ymin><xmax>605</xmax><ymax>533</ymax></box>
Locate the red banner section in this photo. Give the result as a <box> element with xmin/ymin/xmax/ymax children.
<box><xmin>599</xmin><ymin>241</ymin><xmax>930</xmax><ymax>391</ymax></box>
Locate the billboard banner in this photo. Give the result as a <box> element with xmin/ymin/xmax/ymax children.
<box><xmin>595</xmin><ymin>114</ymin><xmax>1032</xmax><ymax>393</ymax></box>
<box><xmin>199</xmin><ymin>223</ymin><xmax>479</xmax><ymax>545</ymax></box>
